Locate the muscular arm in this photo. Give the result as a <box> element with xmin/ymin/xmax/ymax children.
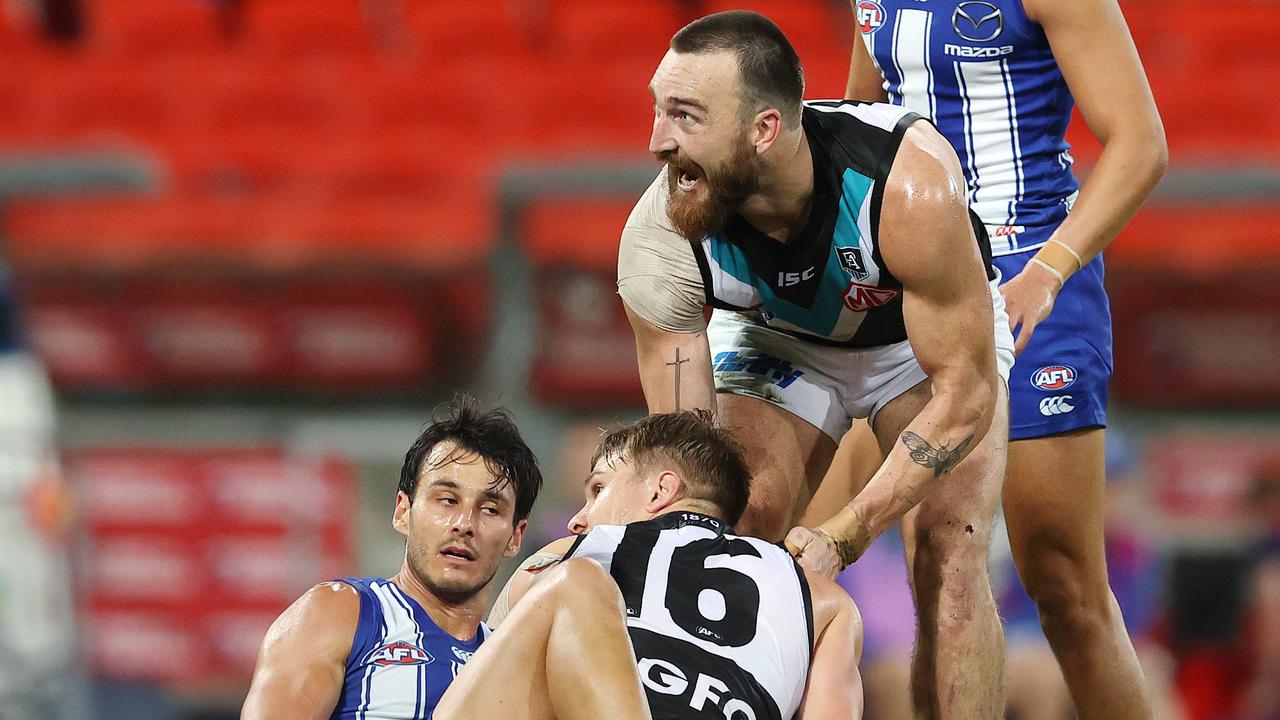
<box><xmin>1000</xmin><ymin>0</ymin><xmax>1167</xmax><ymax>352</ymax></box>
<box><xmin>242</xmin><ymin>582</ymin><xmax>359</xmax><ymax>720</ymax></box>
<box><xmin>618</xmin><ymin>171</ymin><xmax>717</xmax><ymax>414</ymax></box>
<box><xmin>844</xmin><ymin>6</ymin><xmax>889</xmax><ymax>102</ymax></box>
<box><xmin>797</xmin><ymin>573</ymin><xmax>864</xmax><ymax>720</ymax></box>
<box><xmin>819</xmin><ymin>124</ymin><xmax>999</xmax><ymax>557</ymax></box>
<box><xmin>625</xmin><ymin>304</ymin><xmax>717</xmax><ymax>414</ymax></box>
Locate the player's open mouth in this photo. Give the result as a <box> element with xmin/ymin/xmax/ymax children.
<box><xmin>440</xmin><ymin>546</ymin><xmax>475</xmax><ymax>562</ymax></box>
<box><xmin>677</xmin><ymin>168</ymin><xmax>700</xmax><ymax>192</ymax></box>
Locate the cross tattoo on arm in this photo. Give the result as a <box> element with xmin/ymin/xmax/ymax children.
<box><xmin>666</xmin><ymin>348</ymin><xmax>689</xmax><ymax>411</ymax></box>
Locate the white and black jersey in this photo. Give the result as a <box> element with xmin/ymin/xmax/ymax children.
<box><xmin>565</xmin><ymin>512</ymin><xmax>814</xmax><ymax>720</ymax></box>
<box><xmin>691</xmin><ymin>101</ymin><xmax>995</xmax><ymax>348</ymax></box>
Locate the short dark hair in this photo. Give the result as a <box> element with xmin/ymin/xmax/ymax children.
<box><xmin>399</xmin><ymin>396</ymin><xmax>542</xmax><ymax>523</ymax></box>
<box><xmin>591</xmin><ymin>410</ymin><xmax>751</xmax><ymax>525</ymax></box>
<box><xmin>671</xmin><ymin>10</ymin><xmax>805</xmax><ymax>126</ymax></box>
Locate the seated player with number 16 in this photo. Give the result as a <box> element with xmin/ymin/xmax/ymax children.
<box><xmin>485</xmin><ymin>411</ymin><xmax>864</xmax><ymax>720</ymax></box>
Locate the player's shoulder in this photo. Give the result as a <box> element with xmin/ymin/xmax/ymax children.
<box><xmin>259</xmin><ymin>580</ymin><xmax>362</xmax><ymax>660</ymax></box>
<box><xmin>883</xmin><ymin>120</ymin><xmax>967</xmax><ymax>210</ymax></box>
<box><xmin>290</xmin><ymin>580</ymin><xmax>364</xmax><ymax>626</ymax></box>
<box><xmin>623</xmin><ymin>171</ymin><xmax>675</xmax><ymax>234</ymax></box>
<box><xmin>804</xmin><ymin>99</ymin><xmax>918</xmax><ymax>134</ymax></box>
<box><xmin>803</xmin><ymin>571</ymin><xmax>862</xmax><ymax>637</ymax></box>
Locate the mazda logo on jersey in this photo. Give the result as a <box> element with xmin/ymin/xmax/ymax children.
<box><xmin>842</xmin><ymin>282</ymin><xmax>899</xmax><ymax>312</ymax></box>
<box><xmin>856</xmin><ymin>0</ymin><xmax>886</xmax><ymax>33</ymax></box>
<box><xmin>370</xmin><ymin>641</ymin><xmax>434</xmax><ymax>666</ymax></box>
<box><xmin>953</xmin><ymin>1</ymin><xmax>1003</xmax><ymax>42</ymax></box>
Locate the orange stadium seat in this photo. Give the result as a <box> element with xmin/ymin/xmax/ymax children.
<box><xmin>405</xmin><ymin>0</ymin><xmax>535</xmax><ymax>59</ymax></box>
<box><xmin>335</xmin><ymin>127</ymin><xmax>496</xmax><ymax>197</ymax></box>
<box><xmin>486</xmin><ymin>58</ymin><xmax>654</xmax><ymax>157</ymax></box>
<box><xmin>4</xmin><ymin>191</ymin><xmax>498</xmax><ymax>275</ymax></box>
<box><xmin>203</xmin><ymin>59</ymin><xmax>365</xmax><ymax>133</ymax></box>
<box><xmin>1109</xmin><ymin>203</ymin><xmax>1280</xmax><ymax>276</ymax></box>
<box><xmin>84</xmin><ymin>0</ymin><xmax>226</xmax><ymax>56</ymax></box>
<box><xmin>363</xmin><ymin>60</ymin><xmax>490</xmax><ymax>133</ymax></box>
<box><xmin>546</xmin><ymin>0</ymin><xmax>685</xmax><ymax>60</ymax></box>
<box><xmin>290</xmin><ymin>194</ymin><xmax>498</xmax><ymax>270</ymax></box>
<box><xmin>520</xmin><ymin>197</ymin><xmax>636</xmax><ymax>270</ymax></box>
<box><xmin>48</xmin><ymin>60</ymin><xmax>182</xmax><ymax>138</ymax></box>
<box><xmin>0</xmin><ymin>2</ymin><xmax>47</xmax><ymax>60</ymax></box>
<box><xmin>3</xmin><ymin>196</ymin><xmax>261</xmax><ymax>272</ymax></box>
<box><xmin>241</xmin><ymin>0</ymin><xmax>373</xmax><ymax>56</ymax></box>
<box><xmin>700</xmin><ymin>0</ymin><xmax>851</xmax><ymax>51</ymax></box>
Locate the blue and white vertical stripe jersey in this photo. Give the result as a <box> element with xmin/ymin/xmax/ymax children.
<box><xmin>331</xmin><ymin>578</ymin><xmax>488</xmax><ymax>720</ymax></box>
<box><xmin>856</xmin><ymin>0</ymin><xmax>1079</xmax><ymax>254</ymax></box>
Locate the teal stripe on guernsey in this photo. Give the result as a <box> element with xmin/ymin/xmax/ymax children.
<box><xmin>834</xmin><ymin>168</ymin><xmax>871</xmax><ymax>252</ymax></box>
<box><xmin>707</xmin><ymin>167</ymin><xmax>874</xmax><ymax>339</ymax></box>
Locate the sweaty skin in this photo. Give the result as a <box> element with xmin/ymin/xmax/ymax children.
<box><xmin>242</xmin><ymin>447</ymin><xmax>526</xmax><ymax>720</ymax></box>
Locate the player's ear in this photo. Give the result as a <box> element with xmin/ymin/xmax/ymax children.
<box><xmin>752</xmin><ymin>107</ymin><xmax>784</xmax><ymax>155</ymax></box>
<box><xmin>647</xmin><ymin>470</ymin><xmax>683</xmax><ymax>513</ymax></box>
<box><xmin>504</xmin><ymin>518</ymin><xmax>528</xmax><ymax>558</ymax></box>
<box><xmin>392</xmin><ymin>491</ymin><xmax>412</xmax><ymax>537</ymax></box>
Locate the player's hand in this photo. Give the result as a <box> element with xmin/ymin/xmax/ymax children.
<box><xmin>999</xmin><ymin>262</ymin><xmax>1061</xmax><ymax>356</ymax></box>
<box><xmin>784</xmin><ymin>526</ymin><xmax>844</xmax><ymax>580</ymax></box>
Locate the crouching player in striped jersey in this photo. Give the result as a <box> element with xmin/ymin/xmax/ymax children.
<box><xmin>457</xmin><ymin>411</ymin><xmax>864</xmax><ymax>720</ymax></box>
<box><xmin>241</xmin><ymin>398</ymin><xmax>537</xmax><ymax>719</ymax></box>
<box><xmin>243</xmin><ymin>398</ymin><xmax>657</xmax><ymax>720</ymax></box>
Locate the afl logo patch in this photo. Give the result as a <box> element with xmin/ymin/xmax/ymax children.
<box><xmin>370</xmin><ymin>642</ymin><xmax>434</xmax><ymax>666</ymax></box>
<box><xmin>1031</xmin><ymin>365</ymin><xmax>1076</xmax><ymax>392</ymax></box>
<box><xmin>856</xmin><ymin>0</ymin><xmax>886</xmax><ymax>33</ymax></box>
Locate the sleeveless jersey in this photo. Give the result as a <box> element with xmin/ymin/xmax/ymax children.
<box><xmin>691</xmin><ymin>100</ymin><xmax>994</xmax><ymax>348</ymax></box>
<box><xmin>856</xmin><ymin>0</ymin><xmax>1079</xmax><ymax>254</ymax></box>
<box><xmin>566</xmin><ymin>512</ymin><xmax>813</xmax><ymax>720</ymax></box>
<box><xmin>330</xmin><ymin>577</ymin><xmax>487</xmax><ymax>720</ymax></box>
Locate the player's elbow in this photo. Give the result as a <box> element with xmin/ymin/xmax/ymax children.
<box><xmin>936</xmin><ymin>367</ymin><xmax>998</xmax><ymax>434</ymax></box>
<box><xmin>1134</xmin><ymin>116</ymin><xmax>1169</xmax><ymax>187</ymax></box>
<box><xmin>1147</xmin><ymin>128</ymin><xmax>1169</xmax><ymax>184</ymax></box>
<box><xmin>1111</xmin><ymin>118</ymin><xmax>1169</xmax><ymax>190</ymax></box>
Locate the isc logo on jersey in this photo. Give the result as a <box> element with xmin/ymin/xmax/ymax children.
<box><xmin>639</xmin><ymin>657</ymin><xmax>757</xmax><ymax>720</ymax></box>
<box><xmin>856</xmin><ymin>0</ymin><xmax>885</xmax><ymax>33</ymax></box>
<box><xmin>1031</xmin><ymin>364</ymin><xmax>1077</xmax><ymax>391</ymax></box>
<box><xmin>370</xmin><ymin>642</ymin><xmax>434</xmax><ymax>666</ymax></box>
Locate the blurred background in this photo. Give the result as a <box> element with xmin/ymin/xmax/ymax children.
<box><xmin>0</xmin><ymin>0</ymin><xmax>1277</xmax><ymax>718</ymax></box>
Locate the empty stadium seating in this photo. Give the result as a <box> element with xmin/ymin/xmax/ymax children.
<box><xmin>0</xmin><ymin>0</ymin><xmax>1276</xmax><ymax>400</ymax></box>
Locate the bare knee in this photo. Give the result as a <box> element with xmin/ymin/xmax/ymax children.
<box><xmin>538</xmin><ymin>557</ymin><xmax>625</xmax><ymax>614</ymax></box>
<box><xmin>909</xmin><ymin>516</ymin><xmax>996</xmax><ymax>613</ymax></box>
<box><xmin>1016</xmin><ymin>541</ymin><xmax>1115</xmax><ymax>632</ymax></box>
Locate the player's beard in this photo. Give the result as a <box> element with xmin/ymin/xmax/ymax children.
<box><xmin>408</xmin><ymin>540</ymin><xmax>501</xmax><ymax>606</ymax></box>
<box><xmin>662</xmin><ymin>132</ymin><xmax>759</xmax><ymax>243</ymax></box>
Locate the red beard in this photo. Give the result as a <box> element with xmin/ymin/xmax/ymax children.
<box><xmin>659</xmin><ymin>136</ymin><xmax>758</xmax><ymax>243</ymax></box>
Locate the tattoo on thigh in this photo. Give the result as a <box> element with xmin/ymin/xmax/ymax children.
<box><xmin>900</xmin><ymin>431</ymin><xmax>974</xmax><ymax>477</ymax></box>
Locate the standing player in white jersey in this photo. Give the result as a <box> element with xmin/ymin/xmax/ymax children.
<box><xmin>480</xmin><ymin>411</ymin><xmax>864</xmax><ymax>720</ymax></box>
<box><xmin>828</xmin><ymin>0</ymin><xmax>1168</xmax><ymax>716</ymax></box>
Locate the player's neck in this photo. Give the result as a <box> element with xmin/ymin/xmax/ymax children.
<box><xmin>390</xmin><ymin>566</ymin><xmax>487</xmax><ymax>642</ymax></box>
<box><xmin>737</xmin><ymin>128</ymin><xmax>814</xmax><ymax>244</ymax></box>
<box><xmin>653</xmin><ymin>499</ymin><xmax>725</xmax><ymax>524</ymax></box>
